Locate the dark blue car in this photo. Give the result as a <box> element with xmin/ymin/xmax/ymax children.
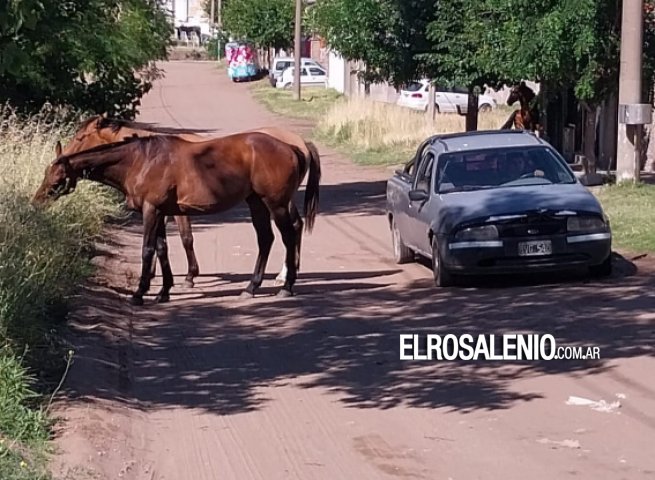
<box><xmin>386</xmin><ymin>130</ymin><xmax>612</xmax><ymax>286</ymax></box>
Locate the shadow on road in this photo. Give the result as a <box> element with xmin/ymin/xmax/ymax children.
<box><xmin>60</xmin><ymin>244</ymin><xmax>655</xmax><ymax>419</ymax></box>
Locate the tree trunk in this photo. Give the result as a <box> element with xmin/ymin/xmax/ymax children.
<box><xmin>465</xmin><ymin>87</ymin><xmax>479</xmax><ymax>132</ymax></box>
<box><xmin>582</xmin><ymin>103</ymin><xmax>598</xmax><ymax>174</ymax></box>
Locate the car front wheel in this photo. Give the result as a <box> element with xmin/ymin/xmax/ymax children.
<box><xmin>432</xmin><ymin>237</ymin><xmax>455</xmax><ymax>287</ymax></box>
<box><xmin>589</xmin><ymin>254</ymin><xmax>612</xmax><ymax>278</ymax></box>
<box><xmin>391</xmin><ymin>219</ymin><xmax>414</xmax><ymax>264</ymax></box>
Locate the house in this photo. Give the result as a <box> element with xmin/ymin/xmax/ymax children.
<box><xmin>162</xmin><ymin>0</ymin><xmax>211</xmax><ymax>41</ymax></box>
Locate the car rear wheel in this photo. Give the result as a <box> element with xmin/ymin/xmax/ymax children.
<box><xmin>589</xmin><ymin>254</ymin><xmax>612</xmax><ymax>278</ymax></box>
<box><xmin>479</xmin><ymin>103</ymin><xmax>492</xmax><ymax>113</ymax></box>
<box><xmin>391</xmin><ymin>219</ymin><xmax>414</xmax><ymax>264</ymax></box>
<box><xmin>432</xmin><ymin>237</ymin><xmax>455</xmax><ymax>287</ymax></box>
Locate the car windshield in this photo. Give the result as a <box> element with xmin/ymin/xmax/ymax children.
<box><xmin>404</xmin><ymin>82</ymin><xmax>424</xmax><ymax>92</ymax></box>
<box><xmin>275</xmin><ymin>61</ymin><xmax>293</xmax><ymax>71</ymax></box>
<box><xmin>435</xmin><ymin>146</ymin><xmax>576</xmax><ymax>193</ymax></box>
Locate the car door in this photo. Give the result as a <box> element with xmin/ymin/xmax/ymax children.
<box><xmin>436</xmin><ymin>87</ymin><xmax>458</xmax><ymax>113</ymax></box>
<box><xmin>451</xmin><ymin>86</ymin><xmax>470</xmax><ymax>114</ymax></box>
<box><xmin>406</xmin><ymin>150</ymin><xmax>435</xmax><ymax>255</ymax></box>
<box><xmin>299</xmin><ymin>67</ymin><xmax>310</xmax><ymax>85</ymax></box>
<box><xmin>308</xmin><ymin>67</ymin><xmax>327</xmax><ymax>86</ymax></box>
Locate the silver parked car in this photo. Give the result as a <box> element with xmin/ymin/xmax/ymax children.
<box><xmin>386</xmin><ymin>130</ymin><xmax>612</xmax><ymax>286</ymax></box>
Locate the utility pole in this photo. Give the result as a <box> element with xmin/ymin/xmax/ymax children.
<box><xmin>427</xmin><ymin>82</ymin><xmax>436</xmax><ymax>121</ymax></box>
<box><xmin>216</xmin><ymin>0</ymin><xmax>222</xmax><ymax>60</ymax></box>
<box><xmin>294</xmin><ymin>0</ymin><xmax>302</xmax><ymax>101</ymax></box>
<box><xmin>616</xmin><ymin>0</ymin><xmax>650</xmax><ymax>183</ymax></box>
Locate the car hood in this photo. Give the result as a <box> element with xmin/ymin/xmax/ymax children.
<box><xmin>435</xmin><ymin>183</ymin><xmax>604</xmax><ymax>232</ymax></box>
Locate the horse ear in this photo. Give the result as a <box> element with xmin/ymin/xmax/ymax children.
<box><xmin>520</xmin><ymin>81</ymin><xmax>526</xmax><ymax>87</ymax></box>
<box><xmin>55</xmin><ymin>141</ymin><xmax>62</xmax><ymax>158</ymax></box>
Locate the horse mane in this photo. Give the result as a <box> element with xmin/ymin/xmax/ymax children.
<box><xmin>95</xmin><ymin>117</ymin><xmax>216</xmax><ymax>136</ymax></box>
<box><xmin>57</xmin><ymin>134</ymin><xmax>177</xmax><ymax>164</ymax></box>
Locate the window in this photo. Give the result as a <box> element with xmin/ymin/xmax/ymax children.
<box><xmin>301</xmin><ymin>68</ymin><xmax>309</xmax><ymax>76</ymax></box>
<box><xmin>309</xmin><ymin>68</ymin><xmax>325</xmax><ymax>76</ymax></box>
<box><xmin>416</xmin><ymin>152</ymin><xmax>435</xmax><ymax>192</ymax></box>
<box><xmin>276</xmin><ymin>61</ymin><xmax>293</xmax><ymax>71</ymax></box>
<box><xmin>435</xmin><ymin>146</ymin><xmax>577</xmax><ymax>193</ymax></box>
<box><xmin>404</xmin><ymin>82</ymin><xmax>424</xmax><ymax>92</ymax></box>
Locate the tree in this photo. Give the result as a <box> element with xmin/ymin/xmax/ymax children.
<box><xmin>0</xmin><ymin>0</ymin><xmax>172</xmax><ymax>118</ymax></box>
<box><xmin>222</xmin><ymin>0</ymin><xmax>294</xmax><ymax>53</ymax></box>
<box><xmin>307</xmin><ymin>0</ymin><xmax>432</xmax><ymax>89</ymax></box>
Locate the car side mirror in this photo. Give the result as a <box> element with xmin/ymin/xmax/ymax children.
<box><xmin>408</xmin><ymin>189</ymin><xmax>429</xmax><ymax>202</ymax></box>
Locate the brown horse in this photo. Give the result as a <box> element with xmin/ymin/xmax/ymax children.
<box><xmin>34</xmin><ymin>132</ymin><xmax>321</xmax><ymax>305</ymax></box>
<box><xmin>500</xmin><ymin>82</ymin><xmax>540</xmax><ymax>132</ymax></box>
<box><xmin>57</xmin><ymin>115</ymin><xmax>320</xmax><ymax>288</ymax></box>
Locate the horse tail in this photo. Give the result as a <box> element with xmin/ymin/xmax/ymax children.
<box><xmin>302</xmin><ymin>141</ymin><xmax>321</xmax><ymax>233</ymax></box>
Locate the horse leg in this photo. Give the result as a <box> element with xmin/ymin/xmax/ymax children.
<box><xmin>131</xmin><ymin>204</ymin><xmax>161</xmax><ymax>306</ymax></box>
<box><xmin>175</xmin><ymin>215</ymin><xmax>200</xmax><ymax>288</ymax></box>
<box><xmin>154</xmin><ymin>215</ymin><xmax>175</xmax><ymax>303</ymax></box>
<box><xmin>274</xmin><ymin>201</ymin><xmax>303</xmax><ymax>285</ymax></box>
<box><xmin>241</xmin><ymin>195</ymin><xmax>274</xmax><ymax>298</ymax></box>
<box><xmin>271</xmin><ymin>206</ymin><xmax>298</xmax><ymax>298</ymax></box>
<box><xmin>500</xmin><ymin>110</ymin><xmax>517</xmax><ymax>130</ymax></box>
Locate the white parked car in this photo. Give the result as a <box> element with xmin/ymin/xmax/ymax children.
<box><xmin>276</xmin><ymin>65</ymin><xmax>328</xmax><ymax>89</ymax></box>
<box><xmin>268</xmin><ymin>57</ymin><xmax>323</xmax><ymax>86</ymax></box>
<box><xmin>397</xmin><ymin>79</ymin><xmax>496</xmax><ymax>114</ymax></box>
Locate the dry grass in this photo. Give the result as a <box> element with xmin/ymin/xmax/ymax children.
<box><xmin>316</xmin><ymin>97</ymin><xmax>512</xmax><ymax>165</ymax></box>
<box><xmin>0</xmin><ymin>105</ymin><xmax>122</xmax><ymax>479</ymax></box>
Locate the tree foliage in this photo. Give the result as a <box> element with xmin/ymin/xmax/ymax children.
<box><xmin>312</xmin><ymin>0</ymin><xmax>655</xmax><ymax>105</ymax></box>
<box><xmin>222</xmin><ymin>0</ymin><xmax>294</xmax><ymax>51</ymax></box>
<box><xmin>307</xmin><ymin>0</ymin><xmax>431</xmax><ymax>87</ymax></box>
<box><xmin>0</xmin><ymin>0</ymin><xmax>172</xmax><ymax>118</ymax></box>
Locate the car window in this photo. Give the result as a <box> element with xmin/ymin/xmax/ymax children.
<box><xmin>436</xmin><ymin>146</ymin><xmax>577</xmax><ymax>193</ymax></box>
<box><xmin>309</xmin><ymin>68</ymin><xmax>325</xmax><ymax>76</ymax></box>
<box><xmin>404</xmin><ymin>82</ymin><xmax>424</xmax><ymax>92</ymax></box>
<box><xmin>301</xmin><ymin>68</ymin><xmax>309</xmax><ymax>76</ymax></box>
<box><xmin>452</xmin><ymin>86</ymin><xmax>469</xmax><ymax>94</ymax></box>
<box><xmin>276</xmin><ymin>61</ymin><xmax>293</xmax><ymax>71</ymax></box>
<box><xmin>416</xmin><ymin>152</ymin><xmax>435</xmax><ymax>192</ymax></box>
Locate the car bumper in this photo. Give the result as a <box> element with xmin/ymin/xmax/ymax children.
<box><xmin>441</xmin><ymin>232</ymin><xmax>611</xmax><ymax>275</ymax></box>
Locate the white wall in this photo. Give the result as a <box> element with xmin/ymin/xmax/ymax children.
<box><xmin>328</xmin><ymin>51</ymin><xmax>346</xmax><ymax>93</ymax></box>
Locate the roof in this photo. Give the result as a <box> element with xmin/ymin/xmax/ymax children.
<box><xmin>428</xmin><ymin>130</ymin><xmax>545</xmax><ymax>152</ymax></box>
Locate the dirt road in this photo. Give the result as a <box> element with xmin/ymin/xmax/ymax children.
<box><xmin>51</xmin><ymin>61</ymin><xmax>655</xmax><ymax>480</ymax></box>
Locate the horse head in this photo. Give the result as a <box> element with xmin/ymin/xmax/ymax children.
<box><xmin>32</xmin><ymin>155</ymin><xmax>79</xmax><ymax>205</ymax></box>
<box><xmin>506</xmin><ymin>81</ymin><xmax>536</xmax><ymax>107</ymax></box>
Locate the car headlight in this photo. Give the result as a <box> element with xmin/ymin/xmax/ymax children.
<box><xmin>454</xmin><ymin>225</ymin><xmax>499</xmax><ymax>241</ymax></box>
<box><xmin>567</xmin><ymin>216</ymin><xmax>608</xmax><ymax>233</ymax></box>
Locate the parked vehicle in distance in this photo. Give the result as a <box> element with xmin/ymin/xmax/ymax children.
<box><xmin>397</xmin><ymin>79</ymin><xmax>496</xmax><ymax>114</ymax></box>
<box><xmin>386</xmin><ymin>130</ymin><xmax>612</xmax><ymax>286</ymax></box>
<box><xmin>269</xmin><ymin>57</ymin><xmax>324</xmax><ymax>87</ymax></box>
<box><xmin>276</xmin><ymin>65</ymin><xmax>328</xmax><ymax>90</ymax></box>
<box><xmin>225</xmin><ymin>41</ymin><xmax>260</xmax><ymax>82</ymax></box>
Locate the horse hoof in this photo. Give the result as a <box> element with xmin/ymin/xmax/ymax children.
<box><xmin>155</xmin><ymin>293</ymin><xmax>170</xmax><ymax>304</ymax></box>
<box><xmin>183</xmin><ymin>279</ymin><xmax>195</xmax><ymax>288</ymax></box>
<box><xmin>130</xmin><ymin>295</ymin><xmax>144</xmax><ymax>306</ymax></box>
<box><xmin>239</xmin><ymin>290</ymin><xmax>255</xmax><ymax>300</ymax></box>
<box><xmin>276</xmin><ymin>289</ymin><xmax>294</xmax><ymax>298</ymax></box>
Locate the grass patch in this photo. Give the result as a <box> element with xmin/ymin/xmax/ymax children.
<box><xmin>593</xmin><ymin>182</ymin><xmax>655</xmax><ymax>254</ymax></box>
<box><xmin>0</xmin><ymin>106</ymin><xmax>122</xmax><ymax>478</ymax></box>
<box><xmin>316</xmin><ymin>97</ymin><xmax>512</xmax><ymax>166</ymax></box>
<box><xmin>249</xmin><ymin>78</ymin><xmax>345</xmax><ymax>121</ymax></box>
<box><xmin>249</xmin><ymin>80</ymin><xmax>513</xmax><ymax>165</ymax></box>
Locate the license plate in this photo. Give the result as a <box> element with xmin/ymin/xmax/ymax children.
<box><xmin>518</xmin><ymin>240</ymin><xmax>552</xmax><ymax>256</ymax></box>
